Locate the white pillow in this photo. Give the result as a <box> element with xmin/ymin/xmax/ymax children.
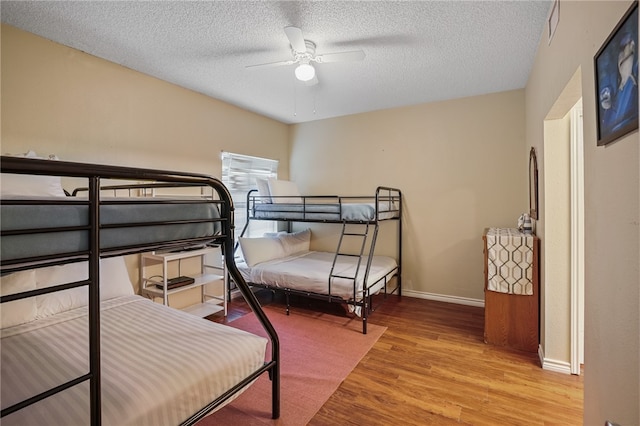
<box><xmin>255</xmin><ymin>178</ymin><xmax>272</xmax><ymax>203</ymax></box>
<box><xmin>238</xmin><ymin>236</ymin><xmax>286</xmax><ymax>267</ymax></box>
<box><xmin>262</xmin><ymin>231</ymin><xmax>287</xmax><ymax>238</ymax></box>
<box><xmin>35</xmin><ymin>256</ymin><xmax>134</xmax><ymax>319</ymax></box>
<box><xmin>279</xmin><ymin>229</ymin><xmax>311</xmax><ymax>256</ymax></box>
<box><xmin>1</xmin><ymin>150</ymin><xmax>66</xmax><ymax>197</ymax></box>
<box><xmin>0</xmin><ymin>269</ymin><xmax>37</xmax><ymax>329</ymax></box>
<box><xmin>35</xmin><ymin>262</ymin><xmax>87</xmax><ymax>319</ymax></box>
<box><xmin>267</xmin><ymin>179</ymin><xmax>302</xmax><ymax>204</ymax></box>
<box><xmin>100</xmin><ymin>256</ymin><xmax>135</xmax><ymax>300</ymax></box>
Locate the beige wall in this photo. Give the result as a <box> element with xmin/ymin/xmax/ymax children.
<box><xmin>526</xmin><ymin>1</ymin><xmax>639</xmax><ymax>424</ymax></box>
<box><xmin>1</xmin><ymin>24</ymin><xmax>289</xmax><ymax>303</ymax></box>
<box><xmin>1</xmin><ymin>24</ymin><xmax>289</xmax><ymax>177</ymax></box>
<box><xmin>542</xmin><ymin>113</ymin><xmax>572</xmax><ymax>364</ymax></box>
<box><xmin>290</xmin><ymin>90</ymin><xmax>527</xmax><ymax>302</ymax></box>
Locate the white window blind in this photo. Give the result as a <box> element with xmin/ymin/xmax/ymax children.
<box><xmin>221</xmin><ymin>152</ymin><xmax>278</xmax><ymax>239</ymax></box>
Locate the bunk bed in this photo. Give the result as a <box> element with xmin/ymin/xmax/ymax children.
<box><xmin>236</xmin><ymin>183</ymin><xmax>402</xmax><ymax>334</ymax></box>
<box><xmin>0</xmin><ymin>155</ymin><xmax>280</xmax><ymax>426</ymax></box>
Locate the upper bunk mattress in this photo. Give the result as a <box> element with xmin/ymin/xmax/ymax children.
<box><xmin>0</xmin><ymin>197</ymin><xmax>222</xmax><ymax>261</ymax></box>
<box><xmin>251</xmin><ymin>202</ymin><xmax>399</xmax><ymax>222</ymax></box>
<box><xmin>1</xmin><ymin>295</ymin><xmax>267</xmax><ymax>426</ymax></box>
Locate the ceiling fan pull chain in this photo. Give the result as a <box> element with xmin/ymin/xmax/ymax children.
<box><xmin>293</xmin><ymin>77</ymin><xmax>298</xmax><ymax>117</ymax></box>
<box><xmin>313</xmin><ymin>86</ymin><xmax>317</xmax><ymax>115</ymax></box>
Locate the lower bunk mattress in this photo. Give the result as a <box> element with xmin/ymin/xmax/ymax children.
<box><xmin>237</xmin><ymin>250</ymin><xmax>398</xmax><ymax>302</ymax></box>
<box><xmin>0</xmin><ymin>295</ymin><xmax>267</xmax><ymax>426</ymax></box>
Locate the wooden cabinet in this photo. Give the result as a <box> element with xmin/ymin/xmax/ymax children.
<box><xmin>483</xmin><ymin>228</ymin><xmax>539</xmax><ymax>353</ymax></box>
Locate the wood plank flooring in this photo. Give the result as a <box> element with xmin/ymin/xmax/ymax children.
<box><xmin>210</xmin><ymin>292</ymin><xmax>583</xmax><ymax>425</ymax></box>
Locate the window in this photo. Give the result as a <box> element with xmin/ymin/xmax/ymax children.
<box><xmin>221</xmin><ymin>152</ymin><xmax>278</xmax><ymax>239</ymax></box>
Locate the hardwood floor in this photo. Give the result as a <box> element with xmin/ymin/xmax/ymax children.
<box><xmin>211</xmin><ymin>292</ymin><xmax>584</xmax><ymax>425</ymax></box>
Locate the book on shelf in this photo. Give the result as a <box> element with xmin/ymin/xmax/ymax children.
<box><xmin>157</xmin><ymin>276</ymin><xmax>195</xmax><ymax>290</ymax></box>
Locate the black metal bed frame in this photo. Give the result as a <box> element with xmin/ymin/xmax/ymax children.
<box><xmin>0</xmin><ymin>156</ymin><xmax>280</xmax><ymax>425</ymax></box>
<box><xmin>237</xmin><ymin>185</ymin><xmax>403</xmax><ymax>334</ymax></box>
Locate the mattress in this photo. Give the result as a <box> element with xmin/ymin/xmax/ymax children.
<box><xmin>251</xmin><ymin>201</ymin><xmax>399</xmax><ymax>222</ymax></box>
<box><xmin>0</xmin><ymin>197</ymin><xmax>222</xmax><ymax>261</ymax></box>
<box><xmin>237</xmin><ymin>250</ymin><xmax>398</xmax><ymax>301</ymax></box>
<box><xmin>0</xmin><ymin>295</ymin><xmax>267</xmax><ymax>426</ymax></box>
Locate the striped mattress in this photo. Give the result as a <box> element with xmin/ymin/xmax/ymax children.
<box><xmin>237</xmin><ymin>250</ymin><xmax>398</xmax><ymax>303</ymax></box>
<box><xmin>1</xmin><ymin>295</ymin><xmax>267</xmax><ymax>425</ymax></box>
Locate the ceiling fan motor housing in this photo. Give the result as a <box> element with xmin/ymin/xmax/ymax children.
<box><xmin>292</xmin><ymin>40</ymin><xmax>316</xmax><ymax>63</ymax></box>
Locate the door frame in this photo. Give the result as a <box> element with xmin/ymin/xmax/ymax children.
<box><xmin>570</xmin><ymin>101</ymin><xmax>585</xmax><ymax>375</ymax></box>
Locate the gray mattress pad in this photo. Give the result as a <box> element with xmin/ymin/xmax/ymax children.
<box><xmin>1</xmin><ymin>197</ymin><xmax>222</xmax><ymax>261</ymax></box>
<box><xmin>252</xmin><ymin>201</ymin><xmax>398</xmax><ymax>222</ymax></box>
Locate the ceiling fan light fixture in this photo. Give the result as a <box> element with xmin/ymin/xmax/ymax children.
<box><xmin>295</xmin><ymin>63</ymin><xmax>315</xmax><ymax>81</ymax></box>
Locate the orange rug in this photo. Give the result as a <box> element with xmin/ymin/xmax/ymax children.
<box><xmin>199</xmin><ymin>305</ymin><xmax>386</xmax><ymax>425</ymax></box>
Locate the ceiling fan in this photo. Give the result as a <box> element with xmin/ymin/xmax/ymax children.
<box><xmin>246</xmin><ymin>26</ymin><xmax>366</xmax><ymax>86</ymax></box>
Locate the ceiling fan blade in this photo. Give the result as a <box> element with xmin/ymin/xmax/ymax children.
<box><xmin>284</xmin><ymin>26</ymin><xmax>307</xmax><ymax>52</ymax></box>
<box><xmin>245</xmin><ymin>59</ymin><xmax>296</xmax><ymax>69</ymax></box>
<box><xmin>315</xmin><ymin>50</ymin><xmax>366</xmax><ymax>63</ymax></box>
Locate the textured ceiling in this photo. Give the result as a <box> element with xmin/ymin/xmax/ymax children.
<box><xmin>1</xmin><ymin>1</ymin><xmax>551</xmax><ymax>124</ymax></box>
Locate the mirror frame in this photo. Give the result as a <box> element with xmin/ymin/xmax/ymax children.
<box><xmin>529</xmin><ymin>147</ymin><xmax>539</xmax><ymax>220</ymax></box>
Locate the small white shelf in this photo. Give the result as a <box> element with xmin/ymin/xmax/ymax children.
<box><xmin>141</xmin><ymin>273</ymin><xmax>224</xmax><ymax>298</ymax></box>
<box><xmin>182</xmin><ymin>300</ymin><xmax>225</xmax><ymax>317</ymax></box>
<box><xmin>141</xmin><ymin>247</ymin><xmax>215</xmax><ymax>262</ymax></box>
<box><xmin>140</xmin><ymin>247</ymin><xmax>227</xmax><ymax>317</ymax></box>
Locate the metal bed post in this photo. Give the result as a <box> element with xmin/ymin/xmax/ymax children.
<box><xmin>88</xmin><ymin>176</ymin><xmax>102</xmax><ymax>426</ymax></box>
<box><xmin>360</xmin><ymin>221</ymin><xmax>380</xmax><ymax>334</ymax></box>
<box><xmin>217</xmin><ymin>182</ymin><xmax>281</xmax><ymax>420</ymax></box>
<box><xmin>397</xmin><ymin>189</ymin><xmax>403</xmax><ymax>296</ymax></box>
<box><xmin>375</xmin><ymin>186</ymin><xmax>402</xmax><ymax>297</ymax></box>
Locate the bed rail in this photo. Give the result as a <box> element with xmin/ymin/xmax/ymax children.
<box><xmin>0</xmin><ymin>156</ymin><xmax>280</xmax><ymax>424</ymax></box>
<box><xmin>243</xmin><ymin>185</ymin><xmax>402</xmax><ymax>227</ymax></box>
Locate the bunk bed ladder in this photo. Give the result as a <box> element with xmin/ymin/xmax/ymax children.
<box><xmin>329</xmin><ymin>222</ymin><xmax>370</xmax><ymax>283</ymax></box>
<box><xmin>328</xmin><ymin>222</ymin><xmax>373</xmax><ymax>331</ymax></box>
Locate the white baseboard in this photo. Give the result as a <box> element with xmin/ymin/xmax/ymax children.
<box><xmin>538</xmin><ymin>344</ymin><xmax>572</xmax><ymax>374</ymax></box>
<box><xmin>402</xmin><ymin>289</ymin><xmax>485</xmax><ymax>308</ymax></box>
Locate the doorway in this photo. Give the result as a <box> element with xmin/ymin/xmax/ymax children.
<box><xmin>542</xmin><ymin>68</ymin><xmax>584</xmax><ymax>375</ymax></box>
